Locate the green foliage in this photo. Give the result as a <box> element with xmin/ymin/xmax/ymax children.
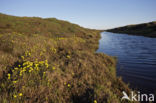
<box><xmin>107</xmin><ymin>21</ymin><xmax>156</xmax><ymax>37</ymax></box>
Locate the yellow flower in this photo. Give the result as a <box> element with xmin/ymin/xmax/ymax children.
<box><xmin>13</xmin><ymin>95</ymin><xmax>17</xmax><ymax>98</ymax></box>
<box><xmin>29</xmin><ymin>70</ymin><xmax>32</xmax><ymax>72</ymax></box>
<box><xmin>39</xmin><ymin>61</ymin><xmax>44</xmax><ymax>64</ymax></box>
<box><xmin>30</xmin><ymin>62</ymin><xmax>33</xmax><ymax>66</ymax></box>
<box><xmin>52</xmin><ymin>67</ymin><xmax>55</xmax><ymax>70</ymax></box>
<box><xmin>19</xmin><ymin>93</ymin><xmax>23</xmax><ymax>96</ymax></box>
<box><xmin>23</xmin><ymin>69</ymin><xmax>26</xmax><ymax>72</ymax></box>
<box><xmin>40</xmin><ymin>52</ymin><xmax>43</xmax><ymax>56</ymax></box>
<box><xmin>13</xmin><ymin>81</ymin><xmax>17</xmax><ymax>84</ymax></box>
<box><xmin>51</xmin><ymin>48</ymin><xmax>57</xmax><ymax>53</ymax></box>
<box><xmin>39</xmin><ymin>61</ymin><xmax>44</xmax><ymax>66</ymax></box>
<box><xmin>23</xmin><ymin>67</ymin><xmax>26</xmax><ymax>70</ymax></box>
<box><xmin>19</xmin><ymin>71</ymin><xmax>23</xmax><ymax>76</ymax></box>
<box><xmin>35</xmin><ymin>64</ymin><xmax>39</xmax><ymax>67</ymax></box>
<box><xmin>8</xmin><ymin>73</ymin><xmax>11</xmax><ymax>79</ymax></box>
<box><xmin>22</xmin><ymin>86</ymin><xmax>25</xmax><ymax>90</ymax></box>
<box><xmin>67</xmin><ymin>84</ymin><xmax>71</xmax><ymax>87</ymax></box>
<box><xmin>45</xmin><ymin>60</ymin><xmax>48</xmax><ymax>63</ymax></box>
<box><xmin>45</xmin><ymin>63</ymin><xmax>49</xmax><ymax>68</ymax></box>
<box><xmin>23</xmin><ymin>62</ymin><xmax>27</xmax><ymax>66</ymax></box>
<box><xmin>28</xmin><ymin>52</ymin><xmax>31</xmax><ymax>56</ymax></box>
<box><xmin>94</xmin><ymin>100</ymin><xmax>97</xmax><ymax>103</ymax></box>
<box><xmin>53</xmin><ymin>48</ymin><xmax>56</xmax><ymax>53</ymax></box>
<box><xmin>15</xmin><ymin>67</ymin><xmax>18</xmax><ymax>70</ymax></box>
<box><xmin>30</xmin><ymin>67</ymin><xmax>34</xmax><ymax>71</ymax></box>
<box><xmin>67</xmin><ymin>55</ymin><xmax>70</xmax><ymax>59</ymax></box>
<box><xmin>21</xmin><ymin>56</ymin><xmax>24</xmax><ymax>60</ymax></box>
<box><xmin>36</xmin><ymin>67</ymin><xmax>39</xmax><ymax>71</ymax></box>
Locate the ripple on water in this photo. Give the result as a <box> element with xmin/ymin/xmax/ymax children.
<box><xmin>97</xmin><ymin>32</ymin><xmax>156</xmax><ymax>93</ymax></box>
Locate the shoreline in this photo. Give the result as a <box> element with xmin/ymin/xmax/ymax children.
<box><xmin>106</xmin><ymin>30</ymin><xmax>156</xmax><ymax>38</ymax></box>
<box><xmin>0</xmin><ymin>14</ymin><xmax>132</xmax><ymax>103</ymax></box>
<box><xmin>106</xmin><ymin>21</ymin><xmax>156</xmax><ymax>38</ymax></box>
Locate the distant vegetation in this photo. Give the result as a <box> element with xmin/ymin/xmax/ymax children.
<box><xmin>0</xmin><ymin>13</ymin><xmax>133</xmax><ymax>103</ymax></box>
<box><xmin>107</xmin><ymin>21</ymin><xmax>156</xmax><ymax>37</ymax></box>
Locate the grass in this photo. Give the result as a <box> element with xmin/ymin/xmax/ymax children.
<box><xmin>107</xmin><ymin>21</ymin><xmax>156</xmax><ymax>38</ymax></box>
<box><xmin>0</xmin><ymin>13</ymin><xmax>136</xmax><ymax>103</ymax></box>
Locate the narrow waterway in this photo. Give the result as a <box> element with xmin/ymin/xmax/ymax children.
<box><xmin>97</xmin><ymin>32</ymin><xmax>156</xmax><ymax>93</ymax></box>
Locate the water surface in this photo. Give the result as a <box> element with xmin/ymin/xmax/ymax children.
<box><xmin>97</xmin><ymin>32</ymin><xmax>156</xmax><ymax>93</ymax></box>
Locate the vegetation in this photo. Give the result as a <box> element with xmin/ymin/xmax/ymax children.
<box><xmin>0</xmin><ymin>13</ymin><xmax>134</xmax><ymax>103</ymax></box>
<box><xmin>107</xmin><ymin>21</ymin><xmax>156</xmax><ymax>37</ymax></box>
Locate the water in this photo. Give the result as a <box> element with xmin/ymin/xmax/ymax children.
<box><xmin>97</xmin><ymin>32</ymin><xmax>156</xmax><ymax>93</ymax></box>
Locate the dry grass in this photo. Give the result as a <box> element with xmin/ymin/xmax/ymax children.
<box><xmin>0</xmin><ymin>13</ymin><xmax>135</xmax><ymax>103</ymax></box>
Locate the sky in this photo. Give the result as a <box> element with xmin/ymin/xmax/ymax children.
<box><xmin>0</xmin><ymin>0</ymin><xmax>156</xmax><ymax>29</ymax></box>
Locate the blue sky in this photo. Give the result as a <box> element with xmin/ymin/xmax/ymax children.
<box><xmin>0</xmin><ymin>0</ymin><xmax>156</xmax><ymax>29</ymax></box>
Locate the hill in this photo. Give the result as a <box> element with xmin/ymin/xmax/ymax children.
<box><xmin>107</xmin><ymin>21</ymin><xmax>156</xmax><ymax>37</ymax></box>
<box><xmin>0</xmin><ymin>13</ymin><xmax>132</xmax><ymax>103</ymax></box>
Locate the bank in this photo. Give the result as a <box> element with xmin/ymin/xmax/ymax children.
<box><xmin>0</xmin><ymin>13</ymin><xmax>134</xmax><ymax>103</ymax></box>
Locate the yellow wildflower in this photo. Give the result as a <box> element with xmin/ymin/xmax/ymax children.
<box><xmin>28</xmin><ymin>52</ymin><xmax>31</xmax><ymax>56</ymax></box>
<box><xmin>13</xmin><ymin>81</ymin><xmax>17</xmax><ymax>84</ymax></box>
<box><xmin>45</xmin><ymin>60</ymin><xmax>48</xmax><ymax>63</ymax></box>
<box><xmin>53</xmin><ymin>48</ymin><xmax>56</xmax><ymax>53</ymax></box>
<box><xmin>30</xmin><ymin>67</ymin><xmax>33</xmax><ymax>71</ymax></box>
<box><xmin>8</xmin><ymin>73</ymin><xmax>11</xmax><ymax>79</ymax></box>
<box><xmin>14</xmin><ymin>67</ymin><xmax>18</xmax><ymax>70</ymax></box>
<box><xmin>52</xmin><ymin>67</ymin><xmax>55</xmax><ymax>70</ymax></box>
<box><xmin>35</xmin><ymin>67</ymin><xmax>38</xmax><ymax>71</ymax></box>
<box><xmin>94</xmin><ymin>100</ymin><xmax>97</xmax><ymax>103</ymax></box>
<box><xmin>19</xmin><ymin>71</ymin><xmax>22</xmax><ymax>76</ymax></box>
<box><xmin>39</xmin><ymin>61</ymin><xmax>44</xmax><ymax>65</ymax></box>
<box><xmin>23</xmin><ymin>67</ymin><xmax>26</xmax><ymax>70</ymax></box>
<box><xmin>13</xmin><ymin>95</ymin><xmax>17</xmax><ymax>98</ymax></box>
<box><xmin>40</xmin><ymin>52</ymin><xmax>43</xmax><ymax>56</ymax></box>
<box><xmin>29</xmin><ymin>69</ymin><xmax>32</xmax><ymax>72</ymax></box>
<box><xmin>23</xmin><ymin>62</ymin><xmax>27</xmax><ymax>66</ymax></box>
<box><xmin>67</xmin><ymin>55</ymin><xmax>70</xmax><ymax>59</ymax></box>
<box><xmin>19</xmin><ymin>93</ymin><xmax>23</xmax><ymax>96</ymax></box>
<box><xmin>51</xmin><ymin>48</ymin><xmax>57</xmax><ymax>53</ymax></box>
<box><xmin>21</xmin><ymin>56</ymin><xmax>24</xmax><ymax>60</ymax></box>
<box><xmin>67</xmin><ymin>84</ymin><xmax>71</xmax><ymax>87</ymax></box>
<box><xmin>8</xmin><ymin>73</ymin><xmax>10</xmax><ymax>76</ymax></box>
<box><xmin>35</xmin><ymin>64</ymin><xmax>39</xmax><ymax>67</ymax></box>
<box><xmin>22</xmin><ymin>86</ymin><xmax>25</xmax><ymax>90</ymax></box>
<box><xmin>45</xmin><ymin>63</ymin><xmax>49</xmax><ymax>68</ymax></box>
<box><xmin>23</xmin><ymin>69</ymin><xmax>26</xmax><ymax>72</ymax></box>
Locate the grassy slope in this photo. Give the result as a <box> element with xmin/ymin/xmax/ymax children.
<box><xmin>107</xmin><ymin>21</ymin><xmax>156</xmax><ymax>37</ymax></box>
<box><xmin>0</xmin><ymin>13</ymin><xmax>133</xmax><ymax>103</ymax></box>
